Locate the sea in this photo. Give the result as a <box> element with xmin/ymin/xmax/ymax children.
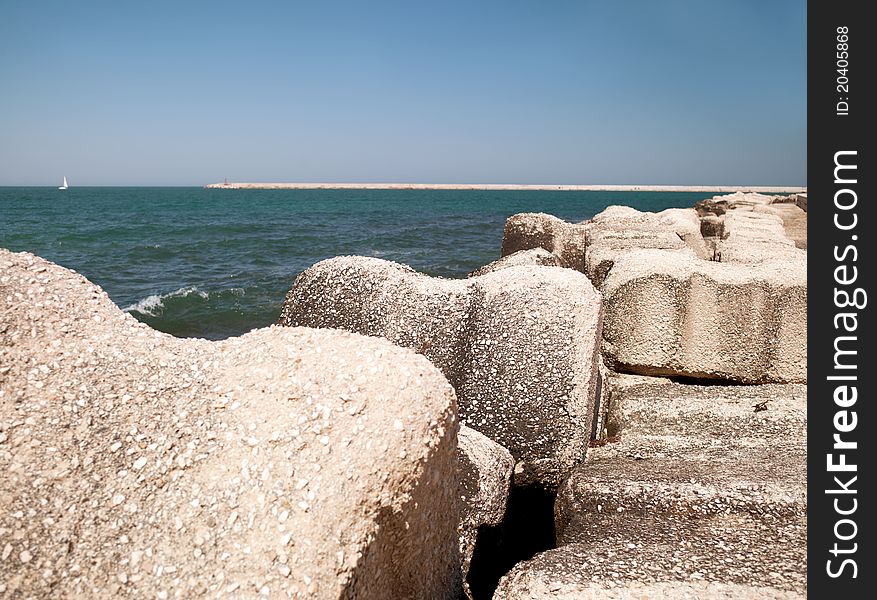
<box><xmin>0</xmin><ymin>187</ymin><xmax>717</xmax><ymax>340</ymax></box>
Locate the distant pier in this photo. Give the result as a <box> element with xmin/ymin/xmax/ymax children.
<box><xmin>205</xmin><ymin>182</ymin><xmax>806</xmax><ymax>193</ymax></box>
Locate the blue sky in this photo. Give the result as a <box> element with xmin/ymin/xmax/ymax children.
<box><xmin>0</xmin><ymin>0</ymin><xmax>805</xmax><ymax>186</ymax></box>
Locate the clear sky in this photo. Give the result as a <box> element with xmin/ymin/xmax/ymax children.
<box><xmin>0</xmin><ymin>0</ymin><xmax>805</xmax><ymax>186</ymax></box>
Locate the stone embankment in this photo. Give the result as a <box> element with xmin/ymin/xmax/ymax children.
<box><xmin>2</xmin><ymin>191</ymin><xmax>808</xmax><ymax>598</ymax></box>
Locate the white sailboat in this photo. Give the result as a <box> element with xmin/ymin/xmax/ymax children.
<box><xmin>58</xmin><ymin>176</ymin><xmax>68</xmax><ymax>190</ymax></box>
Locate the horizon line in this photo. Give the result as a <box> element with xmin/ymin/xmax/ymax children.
<box><xmin>0</xmin><ymin>182</ymin><xmax>807</xmax><ymax>193</ymax></box>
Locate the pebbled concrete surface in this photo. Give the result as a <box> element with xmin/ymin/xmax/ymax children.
<box><xmin>495</xmin><ymin>379</ymin><xmax>806</xmax><ymax>599</ymax></box>
<box><xmin>457</xmin><ymin>425</ymin><xmax>514</xmax><ymax>600</ymax></box>
<box><xmin>279</xmin><ymin>257</ymin><xmax>603</xmax><ymax>490</ymax></box>
<box><xmin>0</xmin><ymin>249</ymin><xmax>462</xmax><ymax>599</ymax></box>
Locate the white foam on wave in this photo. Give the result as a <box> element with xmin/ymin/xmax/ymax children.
<box><xmin>123</xmin><ymin>286</ymin><xmax>208</xmax><ymax>316</ymax></box>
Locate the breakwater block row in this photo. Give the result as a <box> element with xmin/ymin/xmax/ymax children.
<box><xmin>500</xmin><ymin>197</ymin><xmax>806</xmax><ymax>384</ymax></box>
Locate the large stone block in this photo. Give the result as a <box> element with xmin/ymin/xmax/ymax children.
<box><xmin>601</xmin><ymin>250</ymin><xmax>806</xmax><ymax>383</ymax></box>
<box><xmin>494</xmin><ymin>543</ymin><xmax>804</xmax><ymax>600</ymax></box>
<box><xmin>696</xmin><ymin>192</ymin><xmax>807</xmax><ymax>249</ymax></box>
<box><xmin>556</xmin><ymin>382</ymin><xmax>807</xmax><ymax>544</ymax></box>
<box><xmin>457</xmin><ymin>425</ymin><xmax>514</xmax><ymax>600</ymax></box>
<box><xmin>583</xmin><ymin>206</ymin><xmax>710</xmax><ymax>286</ymax></box>
<box><xmin>468</xmin><ymin>248</ymin><xmax>561</xmax><ymax>277</ymax></box>
<box><xmin>496</xmin><ymin>381</ymin><xmax>806</xmax><ymax>599</ymax></box>
<box><xmin>715</xmin><ymin>210</ymin><xmax>801</xmax><ymax>263</ymax></box>
<box><xmin>501</xmin><ymin>213</ymin><xmax>588</xmax><ymax>271</ymax></box>
<box><xmin>279</xmin><ymin>257</ymin><xmax>604</xmax><ymax>490</ymax></box>
<box><xmin>0</xmin><ymin>249</ymin><xmax>461</xmax><ymax>598</ymax></box>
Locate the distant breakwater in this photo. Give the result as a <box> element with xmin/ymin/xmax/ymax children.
<box><xmin>205</xmin><ymin>182</ymin><xmax>806</xmax><ymax>193</ymax></box>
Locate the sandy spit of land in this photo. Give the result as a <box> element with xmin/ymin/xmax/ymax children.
<box><xmin>204</xmin><ymin>182</ymin><xmax>806</xmax><ymax>193</ymax></box>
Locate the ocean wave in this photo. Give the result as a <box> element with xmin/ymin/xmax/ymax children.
<box><xmin>120</xmin><ymin>284</ymin><xmax>274</xmax><ymax>340</ymax></box>
<box><xmin>122</xmin><ymin>286</ymin><xmax>208</xmax><ymax>316</ymax></box>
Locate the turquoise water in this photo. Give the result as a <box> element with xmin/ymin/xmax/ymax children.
<box><xmin>1</xmin><ymin>187</ymin><xmax>715</xmax><ymax>339</ymax></box>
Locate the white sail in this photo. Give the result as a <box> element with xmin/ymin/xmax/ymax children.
<box><xmin>59</xmin><ymin>176</ymin><xmax>68</xmax><ymax>190</ymax></box>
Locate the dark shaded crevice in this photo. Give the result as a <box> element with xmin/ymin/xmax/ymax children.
<box><xmin>606</xmin><ymin>360</ymin><xmax>756</xmax><ymax>387</ymax></box>
<box><xmin>693</xmin><ymin>199</ymin><xmax>729</xmax><ymax>217</ymax></box>
<box><xmin>589</xmin><ymin>367</ymin><xmax>603</xmax><ymax>440</ymax></box>
<box><xmin>465</xmin><ymin>485</ymin><xmax>557</xmax><ymax>600</ymax></box>
<box><xmin>666</xmin><ymin>374</ymin><xmax>751</xmax><ymax>386</ymax></box>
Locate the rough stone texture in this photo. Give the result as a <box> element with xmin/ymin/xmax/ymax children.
<box><xmin>279</xmin><ymin>256</ymin><xmax>604</xmax><ymax>490</ymax></box>
<box><xmin>595</xmin><ymin>373</ymin><xmax>673</xmax><ymax>441</ymax></box>
<box><xmin>468</xmin><ymin>248</ymin><xmax>561</xmax><ymax>277</ymax></box>
<box><xmin>716</xmin><ymin>210</ymin><xmax>802</xmax><ymax>263</ymax></box>
<box><xmin>752</xmin><ymin>204</ymin><xmax>807</xmax><ymax>250</ymax></box>
<box><xmin>496</xmin><ymin>381</ymin><xmax>806</xmax><ymax>599</ymax></box>
<box><xmin>456</xmin><ymin>425</ymin><xmax>514</xmax><ymax>600</ymax></box>
<box><xmin>498</xmin><ymin>199</ymin><xmax>807</xmax><ymax>384</ymax></box>
<box><xmin>499</xmin><ymin>207</ymin><xmax>711</xmax><ymax>286</ymax></box>
<box><xmin>557</xmin><ymin>382</ymin><xmax>807</xmax><ymax>543</ymax></box>
<box><xmin>583</xmin><ymin>206</ymin><xmax>710</xmax><ymax>287</ymax></box>
<box><xmin>600</xmin><ymin>250</ymin><xmax>807</xmax><ymax>383</ymax></box>
<box><xmin>0</xmin><ymin>249</ymin><xmax>462</xmax><ymax>599</ymax></box>
<box><xmin>582</xmin><ymin>201</ymin><xmax>805</xmax><ymax>273</ymax></box>
<box><xmin>494</xmin><ymin>545</ymin><xmax>804</xmax><ymax>600</ymax></box>
<box><xmin>501</xmin><ymin>195</ymin><xmax>807</xmax><ymax>280</ymax></box>
<box><xmin>501</xmin><ymin>213</ymin><xmax>588</xmax><ymax>271</ymax></box>
<box><xmin>699</xmin><ymin>214</ymin><xmax>725</xmax><ymax>241</ymax></box>
<box><xmin>575</xmin><ymin>201</ymin><xmax>807</xmax><ymax>384</ymax></box>
<box><xmin>795</xmin><ymin>193</ymin><xmax>807</xmax><ymax>212</ymax></box>
<box><xmin>695</xmin><ymin>191</ymin><xmax>793</xmax><ymax>212</ymax></box>
<box><xmin>696</xmin><ymin>192</ymin><xmax>807</xmax><ymax>250</ymax></box>
<box><xmin>693</xmin><ymin>197</ymin><xmax>730</xmax><ymax>217</ymax></box>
